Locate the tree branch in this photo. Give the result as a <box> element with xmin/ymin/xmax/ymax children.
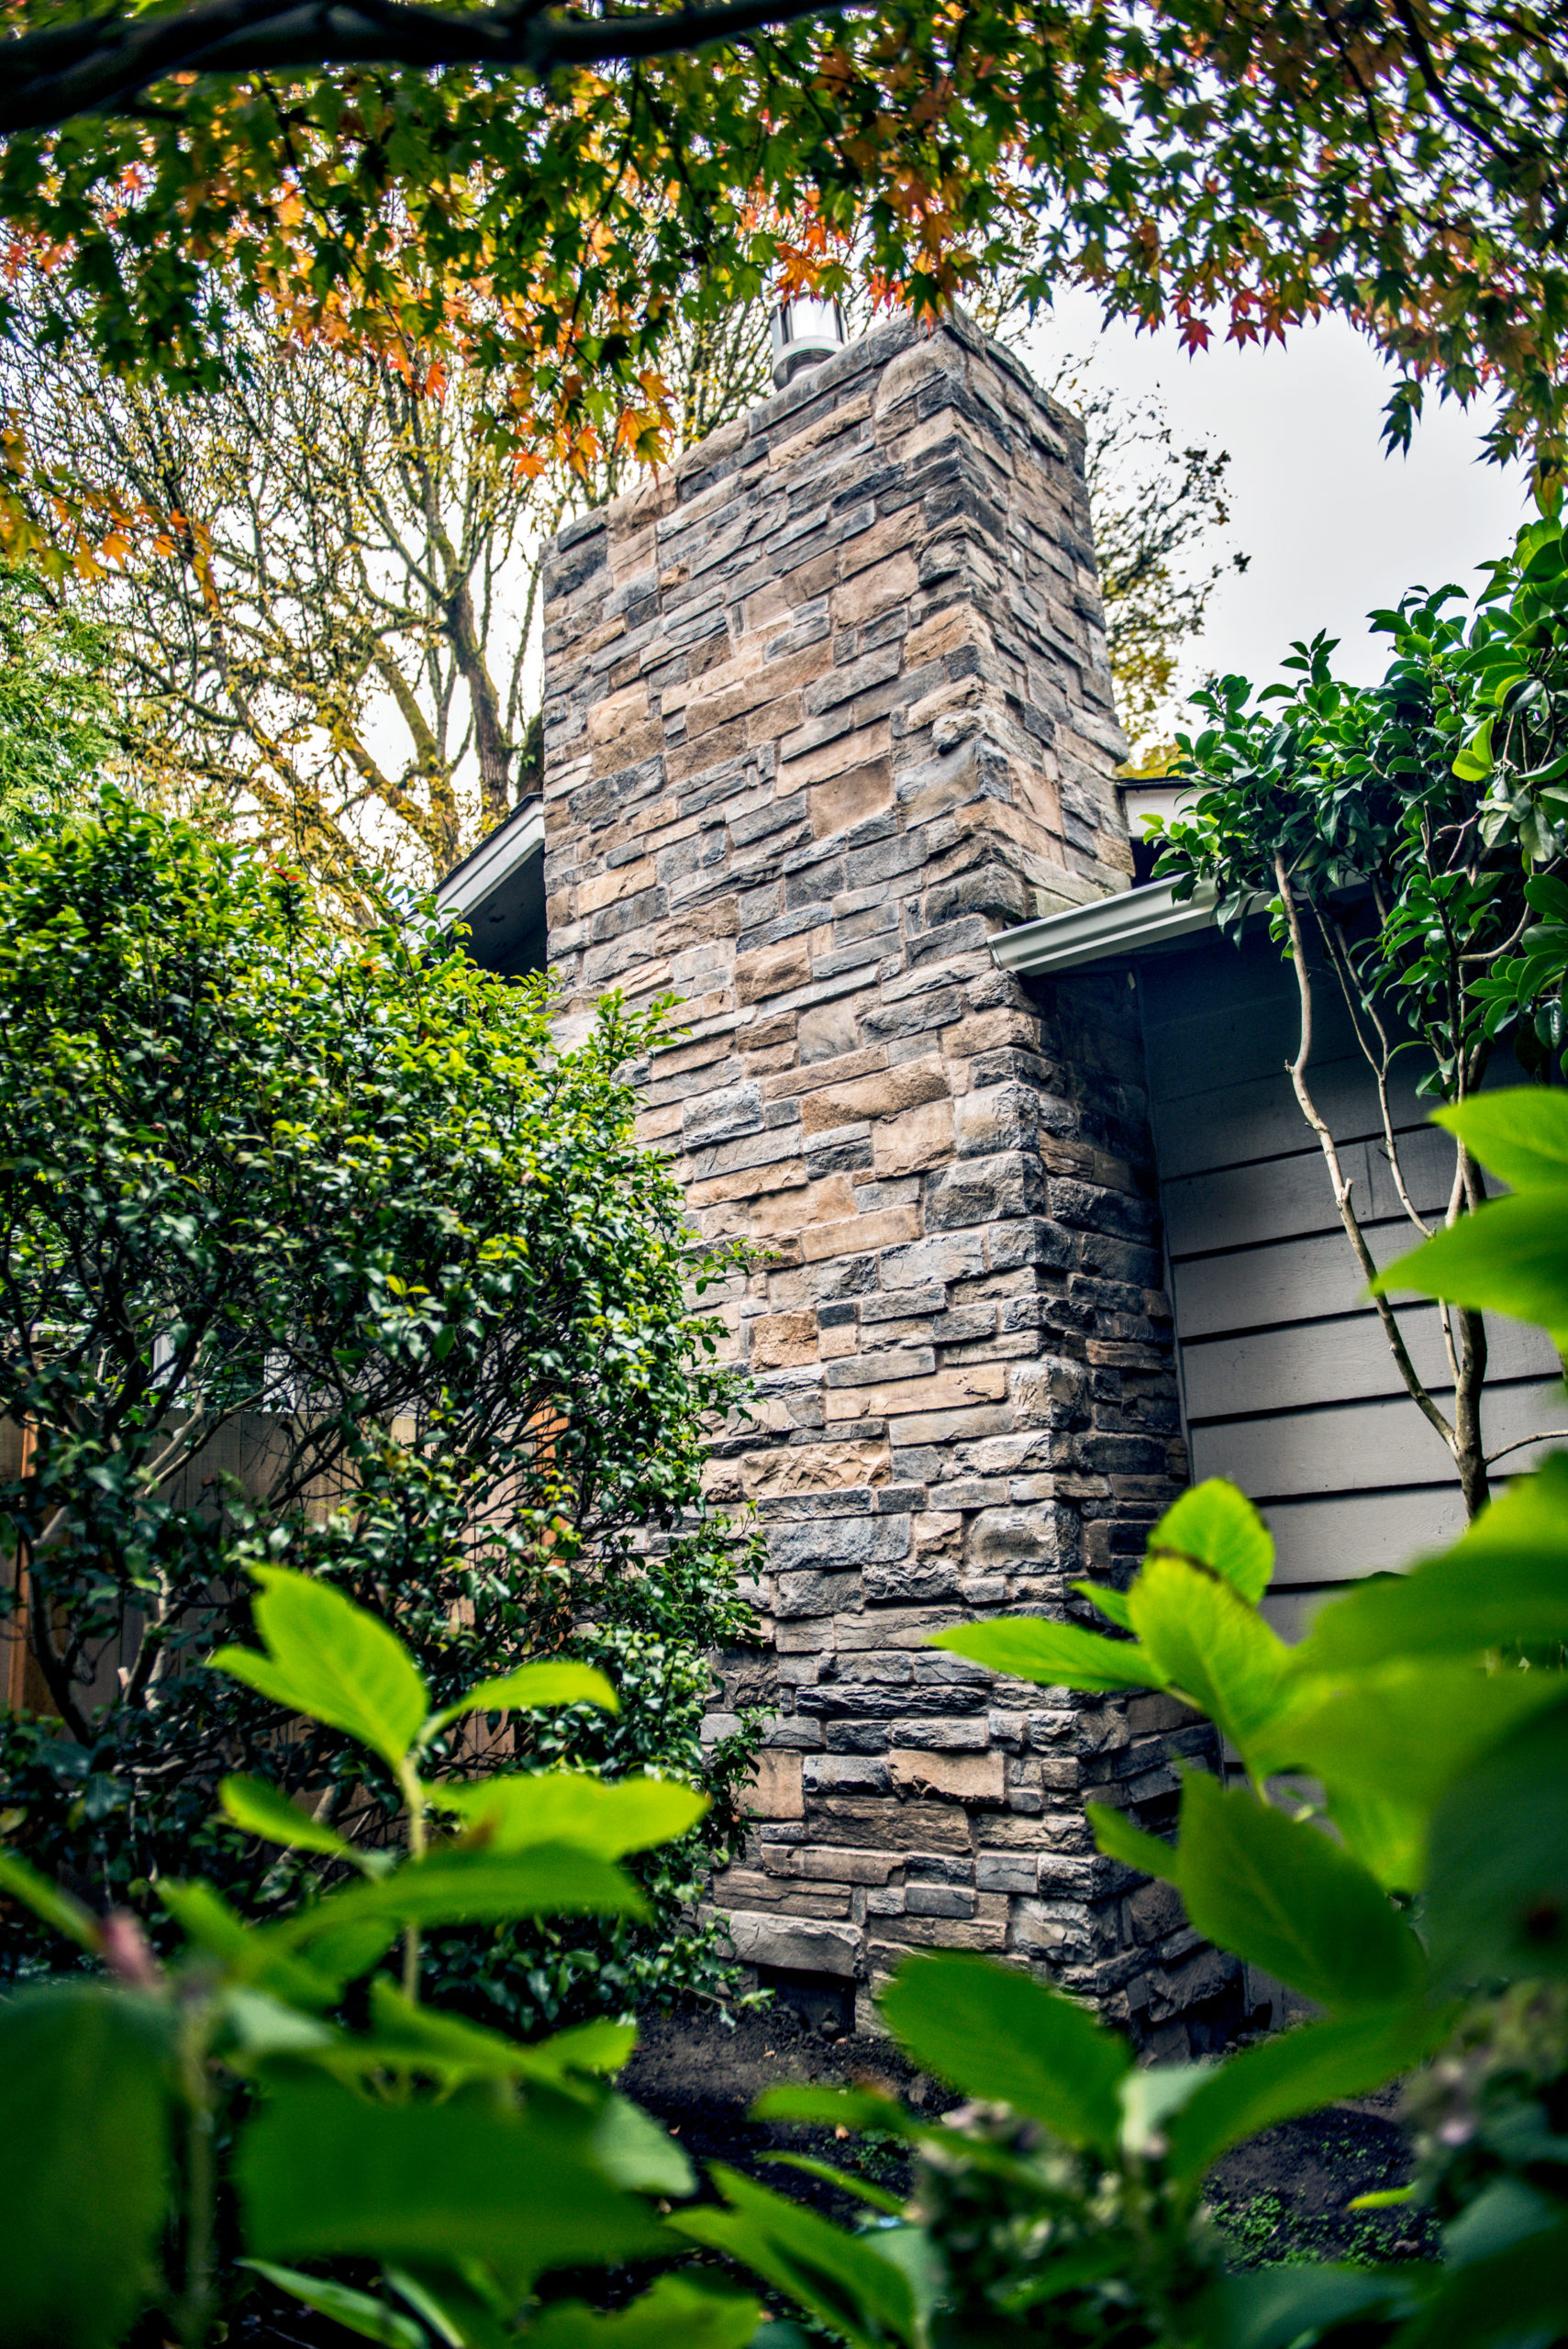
<box><xmin>0</xmin><ymin>0</ymin><xmax>850</xmax><ymax>136</ymax></box>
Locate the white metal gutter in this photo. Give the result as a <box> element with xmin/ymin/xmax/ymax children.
<box><xmin>991</xmin><ymin>877</ymin><xmax>1221</xmax><ymax>976</ymax></box>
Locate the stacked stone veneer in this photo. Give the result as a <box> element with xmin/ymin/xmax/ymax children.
<box><xmin>539</xmin><ymin>312</ymin><xmax>1239</xmax><ymax>2055</ymax></box>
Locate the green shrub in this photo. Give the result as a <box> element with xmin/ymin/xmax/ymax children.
<box><xmin>0</xmin><ymin>790</ymin><xmax>763</xmax><ymax>2024</ymax></box>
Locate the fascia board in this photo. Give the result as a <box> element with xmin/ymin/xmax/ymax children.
<box><xmin>990</xmin><ymin>878</ymin><xmax>1225</xmax><ymax>974</ymax></box>
<box><xmin>437</xmin><ymin>797</ymin><xmax>545</xmax><ymax>924</ymax></box>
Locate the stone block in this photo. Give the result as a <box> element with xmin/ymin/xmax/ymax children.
<box><xmin>750</xmin><ymin>1750</ymin><xmax>805</xmax><ymax>1820</ymax></box>
<box><xmin>888</xmin><ymin>1749</ymin><xmax>1006</xmax><ymax>1802</ymax></box>
<box><xmin>726</xmin><ymin>1909</ymin><xmax>863</xmax><ymax>1976</ymax></box>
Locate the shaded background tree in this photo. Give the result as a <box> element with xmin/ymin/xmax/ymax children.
<box><xmin>0</xmin><ymin>288</ymin><xmax>773</xmax><ymax>898</ymax></box>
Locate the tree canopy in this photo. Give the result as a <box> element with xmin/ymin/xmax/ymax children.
<box><xmin>0</xmin><ymin>0</ymin><xmax>1562</xmax><ymax>552</ymax></box>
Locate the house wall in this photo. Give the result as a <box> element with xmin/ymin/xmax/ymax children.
<box><xmin>538</xmin><ymin>312</ymin><xmax>1242</xmax><ymax>2053</ymax></box>
<box><xmin>1134</xmin><ymin>928</ymin><xmax>1563</xmax><ymax>1634</ymax></box>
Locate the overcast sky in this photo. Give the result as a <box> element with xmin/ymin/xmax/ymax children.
<box><xmin>1018</xmin><ymin>291</ymin><xmax>1533</xmax><ymax>698</ymax></box>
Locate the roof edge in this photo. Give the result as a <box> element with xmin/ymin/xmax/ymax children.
<box><xmin>991</xmin><ymin>877</ymin><xmax>1221</xmax><ymax>975</ymax></box>
<box><xmin>437</xmin><ymin>796</ymin><xmax>545</xmax><ymax>921</ymax></box>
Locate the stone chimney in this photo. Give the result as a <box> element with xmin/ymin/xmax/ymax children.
<box><xmin>538</xmin><ymin>312</ymin><xmax>1238</xmax><ymax>2055</ymax></box>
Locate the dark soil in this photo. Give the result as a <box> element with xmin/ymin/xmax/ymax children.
<box><xmin>626</xmin><ymin>2002</ymin><xmax>1440</xmax><ymax>2264</ymax></box>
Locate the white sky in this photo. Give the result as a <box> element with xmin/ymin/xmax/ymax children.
<box><xmin>1018</xmin><ymin>291</ymin><xmax>1533</xmax><ymax>696</ymax></box>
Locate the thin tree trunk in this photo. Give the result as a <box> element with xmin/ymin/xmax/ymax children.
<box><xmin>1274</xmin><ymin>855</ymin><xmax>1488</xmax><ymax>1515</ymax></box>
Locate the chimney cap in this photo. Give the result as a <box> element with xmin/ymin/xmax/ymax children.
<box><xmin>771</xmin><ymin>295</ymin><xmax>848</xmax><ymax>390</ymax></box>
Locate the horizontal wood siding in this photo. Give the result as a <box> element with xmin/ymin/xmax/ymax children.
<box><xmin>1137</xmin><ymin>930</ymin><xmax>1563</xmax><ymax>1632</ymax></box>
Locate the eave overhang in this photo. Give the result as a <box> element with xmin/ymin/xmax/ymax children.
<box><xmin>991</xmin><ymin>876</ymin><xmax>1222</xmax><ymax>977</ymax></box>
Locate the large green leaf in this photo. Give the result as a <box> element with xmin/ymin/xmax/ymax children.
<box><xmin>528</xmin><ymin>2276</ymin><xmax>762</xmax><ymax>2348</ymax></box>
<box><xmin>239</xmin><ymin>2076</ymin><xmax>671</xmax><ymax>2279</ymax></box>
<box><xmin>428</xmin><ymin>1772</ymin><xmax>707</xmax><ymax>1856</ymax></box>
<box><xmin>1127</xmin><ymin>1554</ymin><xmax>1290</xmax><ymax>1763</ymax></box>
<box><xmin>1086</xmin><ymin>1801</ymin><xmax>1181</xmax><ymax>1883</ymax></box>
<box><xmin>1372</xmin><ymin>1193</ymin><xmax>1568</xmax><ymax>1346</ymax></box>
<box><xmin>1424</xmin><ymin>1693</ymin><xmax>1568</xmax><ymax>1984</ymax></box>
<box><xmin>272</xmin><ymin>1846</ymin><xmax>649</xmax><ymax>1952</ymax></box>
<box><xmin>751</xmin><ymin>2085</ymin><xmax>917</xmax><ymax>2135</ymax></box>
<box><xmin>363</xmin><ymin>1985</ymin><xmax>635</xmax><ymax>2085</ymax></box>
<box><xmin>159</xmin><ymin>1878</ymin><xmax>351</xmax><ymax>2009</ymax></box>
<box><xmin>1434</xmin><ymin>1088</ymin><xmax>1568</xmax><ymax>1190</ymax></box>
<box><xmin>1299</xmin><ymin>1454</ymin><xmax>1568</xmax><ymax>1669</ymax></box>
<box><xmin>1273</xmin><ymin>1662</ymin><xmax>1567</xmax><ymax>1890</ymax></box>
<box><xmin>1148</xmin><ymin>1479</ymin><xmax>1274</xmax><ymax>1605</ymax></box>
<box><xmin>210</xmin><ymin>1565</ymin><xmax>428</xmax><ymax>1769</ymax></box>
<box><xmin>219</xmin><ymin>1773</ymin><xmax>365</xmax><ymax>1863</ymax></box>
<box><xmin>878</xmin><ymin>1952</ymin><xmax>1129</xmax><ymax>2156</ymax></box>
<box><xmin>1164</xmin><ymin>2005</ymin><xmax>1455</xmax><ymax>2188</ymax></box>
<box><xmin>1203</xmin><ymin>2263</ymin><xmax>1422</xmax><ymax>2349</ymax></box>
<box><xmin>928</xmin><ymin>1615</ymin><xmax>1166</xmax><ymax>1694</ymax></box>
<box><xmin>672</xmin><ymin>2165</ymin><xmax>918</xmax><ymax>2349</ymax></box>
<box><xmin>296</xmin><ymin>1983</ymin><xmax>636</xmax><ymax>2092</ymax></box>
<box><xmin>426</xmin><ymin>1661</ymin><xmax>619</xmax><ymax>1738</ymax></box>
<box><xmin>0</xmin><ymin>1985</ymin><xmax>175</xmax><ymax>2349</ymax></box>
<box><xmin>1174</xmin><ymin>1773</ymin><xmax>1427</xmax><ymax>2012</ymax></box>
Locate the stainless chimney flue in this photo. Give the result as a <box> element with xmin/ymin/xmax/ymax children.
<box><xmin>770</xmin><ymin>295</ymin><xmax>848</xmax><ymax>389</ymax></box>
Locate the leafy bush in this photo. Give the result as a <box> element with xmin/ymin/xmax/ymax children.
<box><xmin>1148</xmin><ymin>512</ymin><xmax>1568</xmax><ymax>1517</ymax></box>
<box><xmin>0</xmin><ymin>791</ymin><xmax>763</xmax><ymax>2026</ymax></box>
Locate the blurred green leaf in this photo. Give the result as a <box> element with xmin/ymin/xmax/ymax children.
<box><xmin>1086</xmin><ymin>1801</ymin><xmax>1181</xmax><ymax>1882</ymax></box>
<box><xmin>273</xmin><ymin>1847</ymin><xmax>649</xmax><ymax>1951</ymax></box>
<box><xmin>159</xmin><ymin>1878</ymin><xmax>349</xmax><ymax>2009</ymax></box>
<box><xmin>1165</xmin><ymin>2004</ymin><xmax>1455</xmax><ymax>2187</ymax></box>
<box><xmin>672</xmin><ymin>2165</ymin><xmax>918</xmax><ymax>2349</ymax></box>
<box><xmin>1372</xmin><ymin>1193</ymin><xmax>1568</xmax><ymax>1346</ymax></box>
<box><xmin>0</xmin><ymin>1844</ymin><xmax>103</xmax><ymax>1955</ymax></box>
<box><xmin>1435</xmin><ymin>1089</ymin><xmax>1568</xmax><ymax>1189</ymax></box>
<box><xmin>1424</xmin><ymin>1694</ymin><xmax>1568</xmax><ymax>1983</ymax></box>
<box><xmin>211</xmin><ymin>1564</ymin><xmax>428</xmax><ymax>1770</ymax></box>
<box><xmin>1148</xmin><ymin>1479</ymin><xmax>1274</xmax><ymax>1605</ymax></box>
<box><xmin>588</xmin><ymin>2091</ymin><xmax>695</xmax><ymax>2197</ymax></box>
<box><xmin>751</xmin><ymin>2084</ymin><xmax>916</xmax><ymax>2134</ymax></box>
<box><xmin>1203</xmin><ymin>2262</ymin><xmax>1422</xmax><ymax>2349</ymax></box>
<box><xmin>428</xmin><ymin>1772</ymin><xmax>707</xmax><ymax>1857</ymax></box>
<box><xmin>0</xmin><ymin>1984</ymin><xmax>175</xmax><ymax>2349</ymax></box>
<box><xmin>1299</xmin><ymin>1454</ymin><xmax>1568</xmax><ymax>1669</ymax></box>
<box><xmin>528</xmin><ymin>2275</ymin><xmax>762</xmax><ymax>2348</ymax></box>
<box><xmin>1275</xmin><ymin>1663</ymin><xmax>1567</xmax><ymax>1889</ymax></box>
<box><xmin>879</xmin><ymin>1951</ymin><xmax>1129</xmax><ymax>2156</ymax></box>
<box><xmin>241</xmin><ymin>2263</ymin><xmax>428</xmax><ymax>2348</ymax></box>
<box><xmin>1389</xmin><ymin>2218</ymin><xmax>1568</xmax><ymax>2347</ymax></box>
<box><xmin>239</xmin><ymin>2076</ymin><xmax>671</xmax><ymax>2279</ymax></box>
<box><xmin>426</xmin><ymin>1661</ymin><xmax>619</xmax><ymax>1738</ymax></box>
<box><xmin>219</xmin><ymin>1774</ymin><xmax>362</xmax><ymax>1863</ymax></box>
<box><xmin>929</xmin><ymin>1615</ymin><xmax>1166</xmax><ymax>1694</ymax></box>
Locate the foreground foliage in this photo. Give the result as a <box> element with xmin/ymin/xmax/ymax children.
<box><xmin>4</xmin><ymin>1079</ymin><xmax>1568</xmax><ymax>2347</ymax></box>
<box><xmin>0</xmin><ymin>792</ymin><xmax>762</xmax><ymax>2029</ymax></box>
<box><xmin>0</xmin><ymin>1575</ymin><xmax>761</xmax><ymax>2349</ymax></box>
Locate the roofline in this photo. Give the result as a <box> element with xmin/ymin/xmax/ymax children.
<box><xmin>437</xmin><ymin>796</ymin><xmax>545</xmax><ymax>922</ymax></box>
<box><xmin>991</xmin><ymin>876</ymin><xmax>1222</xmax><ymax>975</ymax></box>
